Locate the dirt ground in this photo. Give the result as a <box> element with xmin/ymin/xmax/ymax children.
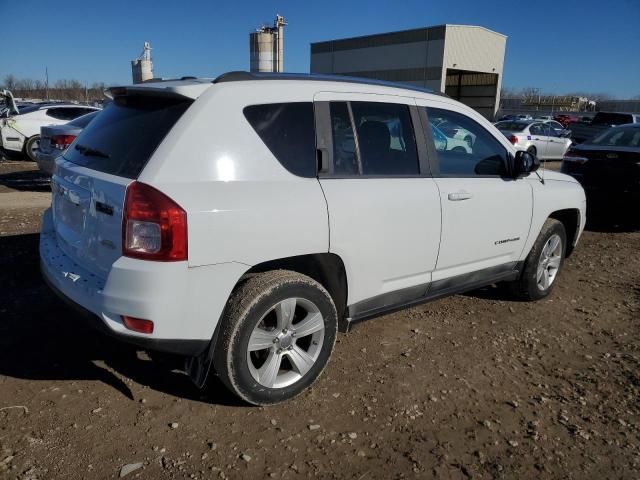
<box><xmin>0</xmin><ymin>158</ymin><xmax>638</xmax><ymax>480</ymax></box>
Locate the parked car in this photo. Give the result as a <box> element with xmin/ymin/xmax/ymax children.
<box><xmin>534</xmin><ymin>115</ymin><xmax>553</xmax><ymax>121</ymax></box>
<box><xmin>36</xmin><ymin>111</ymin><xmax>99</xmax><ymax>175</ymax></box>
<box><xmin>0</xmin><ymin>102</ymin><xmax>100</xmax><ymax>160</ymax></box>
<box><xmin>497</xmin><ymin>114</ymin><xmax>533</xmax><ymax>122</ymax></box>
<box><xmin>40</xmin><ymin>73</ymin><xmax>586</xmax><ymax>405</ymax></box>
<box><xmin>495</xmin><ymin>120</ymin><xmax>573</xmax><ymax>160</ymax></box>
<box><xmin>568</xmin><ymin>111</ymin><xmax>640</xmax><ymax>144</ymax></box>
<box><xmin>561</xmin><ymin>123</ymin><xmax>640</xmax><ymax>205</ymax></box>
<box><xmin>430</xmin><ymin>123</ymin><xmax>472</xmax><ymax>153</ymax></box>
<box><xmin>542</xmin><ymin>119</ymin><xmax>571</xmax><ymax>137</ymax></box>
<box><xmin>431</xmin><ymin>117</ymin><xmax>476</xmax><ymax>147</ymax></box>
<box><xmin>554</xmin><ymin>114</ymin><xmax>578</xmax><ymax>128</ymax></box>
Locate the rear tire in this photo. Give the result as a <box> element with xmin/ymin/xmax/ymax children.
<box><xmin>526</xmin><ymin>146</ymin><xmax>537</xmax><ymax>157</ymax></box>
<box><xmin>212</xmin><ymin>270</ymin><xmax>338</xmax><ymax>406</ymax></box>
<box><xmin>24</xmin><ymin>135</ymin><xmax>40</xmax><ymax>162</ymax></box>
<box><xmin>507</xmin><ymin>218</ymin><xmax>566</xmax><ymax>301</ymax></box>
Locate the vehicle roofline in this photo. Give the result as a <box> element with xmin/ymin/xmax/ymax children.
<box><xmin>211</xmin><ymin>71</ymin><xmax>449</xmax><ymax>98</ymax></box>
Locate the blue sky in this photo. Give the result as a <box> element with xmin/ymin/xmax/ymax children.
<box><xmin>1</xmin><ymin>0</ymin><xmax>639</xmax><ymax>97</ymax></box>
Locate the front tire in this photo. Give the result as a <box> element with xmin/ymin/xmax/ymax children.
<box><xmin>508</xmin><ymin>218</ymin><xmax>566</xmax><ymax>301</ymax></box>
<box><xmin>213</xmin><ymin>270</ymin><xmax>338</xmax><ymax>406</ymax></box>
<box><xmin>24</xmin><ymin>135</ymin><xmax>40</xmax><ymax>162</ymax></box>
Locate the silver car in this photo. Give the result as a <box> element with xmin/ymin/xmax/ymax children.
<box><xmin>36</xmin><ymin>111</ymin><xmax>99</xmax><ymax>175</ymax></box>
<box><xmin>494</xmin><ymin>120</ymin><xmax>572</xmax><ymax>160</ymax></box>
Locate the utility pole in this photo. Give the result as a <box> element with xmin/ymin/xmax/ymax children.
<box><xmin>45</xmin><ymin>67</ymin><xmax>49</xmax><ymax>101</ymax></box>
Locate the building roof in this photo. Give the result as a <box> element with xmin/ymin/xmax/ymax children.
<box><xmin>311</xmin><ymin>24</ymin><xmax>506</xmax><ymax>54</ymax></box>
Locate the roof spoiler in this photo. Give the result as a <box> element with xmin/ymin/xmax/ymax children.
<box><xmin>0</xmin><ymin>89</ymin><xmax>19</xmax><ymax>115</ymax></box>
<box><xmin>105</xmin><ymin>86</ymin><xmax>195</xmax><ymax>101</ymax></box>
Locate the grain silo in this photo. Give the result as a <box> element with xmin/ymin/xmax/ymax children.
<box><xmin>249</xmin><ymin>15</ymin><xmax>287</xmax><ymax>73</ymax></box>
<box><xmin>131</xmin><ymin>42</ymin><xmax>154</xmax><ymax>84</ymax></box>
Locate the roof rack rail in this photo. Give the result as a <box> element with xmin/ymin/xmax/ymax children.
<box><xmin>212</xmin><ymin>71</ymin><xmax>445</xmax><ymax>96</ymax></box>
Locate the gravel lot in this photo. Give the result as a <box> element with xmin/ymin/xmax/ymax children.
<box><xmin>0</xmin><ymin>159</ymin><xmax>638</xmax><ymax>480</ymax></box>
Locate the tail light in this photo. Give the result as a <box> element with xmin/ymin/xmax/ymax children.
<box><xmin>123</xmin><ymin>181</ymin><xmax>188</xmax><ymax>261</ymax></box>
<box><xmin>51</xmin><ymin>134</ymin><xmax>76</xmax><ymax>150</ymax></box>
<box><xmin>563</xmin><ymin>150</ymin><xmax>589</xmax><ymax>165</ymax></box>
<box><xmin>509</xmin><ymin>135</ymin><xmax>519</xmax><ymax>144</ymax></box>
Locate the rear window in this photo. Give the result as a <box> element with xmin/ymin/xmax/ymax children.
<box><xmin>589</xmin><ymin>126</ymin><xmax>640</xmax><ymax>147</ymax></box>
<box><xmin>64</xmin><ymin>96</ymin><xmax>191</xmax><ymax>179</ymax></box>
<box><xmin>68</xmin><ymin>111</ymin><xmax>99</xmax><ymax>128</ymax></box>
<box><xmin>495</xmin><ymin>121</ymin><xmax>528</xmax><ymax>132</ymax></box>
<box><xmin>243</xmin><ymin>103</ymin><xmax>316</xmax><ymax>178</ymax></box>
<box><xmin>591</xmin><ymin>112</ymin><xmax>633</xmax><ymax>126</ymax></box>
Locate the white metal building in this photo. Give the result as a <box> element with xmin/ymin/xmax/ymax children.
<box><xmin>310</xmin><ymin>25</ymin><xmax>507</xmax><ymax>119</ymax></box>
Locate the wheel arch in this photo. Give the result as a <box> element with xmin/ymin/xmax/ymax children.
<box><xmin>549</xmin><ymin>208</ymin><xmax>580</xmax><ymax>257</ymax></box>
<box><xmin>243</xmin><ymin>253</ymin><xmax>349</xmax><ymax>331</ymax></box>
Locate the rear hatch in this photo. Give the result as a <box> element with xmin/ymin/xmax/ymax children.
<box><xmin>51</xmin><ymin>94</ymin><xmax>192</xmax><ymax>278</ymax></box>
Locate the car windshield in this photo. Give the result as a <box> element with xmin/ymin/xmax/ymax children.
<box><xmin>63</xmin><ymin>95</ymin><xmax>191</xmax><ymax>179</ymax></box>
<box><xmin>495</xmin><ymin>121</ymin><xmax>528</xmax><ymax>132</ymax></box>
<box><xmin>588</xmin><ymin>126</ymin><xmax>640</xmax><ymax>148</ymax></box>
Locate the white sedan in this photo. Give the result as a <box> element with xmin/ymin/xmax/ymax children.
<box><xmin>494</xmin><ymin>120</ymin><xmax>572</xmax><ymax>160</ymax></box>
<box><xmin>0</xmin><ymin>102</ymin><xmax>99</xmax><ymax>161</ymax></box>
<box><xmin>431</xmin><ymin>118</ymin><xmax>476</xmax><ymax>147</ymax></box>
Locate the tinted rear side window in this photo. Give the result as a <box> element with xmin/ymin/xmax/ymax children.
<box><xmin>243</xmin><ymin>103</ymin><xmax>316</xmax><ymax>178</ymax></box>
<box><xmin>64</xmin><ymin>96</ymin><xmax>191</xmax><ymax>179</ymax></box>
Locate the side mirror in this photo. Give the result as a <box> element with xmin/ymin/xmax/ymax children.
<box><xmin>513</xmin><ymin>150</ymin><xmax>540</xmax><ymax>177</ymax></box>
<box><xmin>560</xmin><ymin>129</ymin><xmax>571</xmax><ymax>138</ymax></box>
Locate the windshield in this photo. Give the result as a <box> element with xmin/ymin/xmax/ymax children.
<box><xmin>495</xmin><ymin>121</ymin><xmax>528</xmax><ymax>132</ymax></box>
<box><xmin>63</xmin><ymin>96</ymin><xmax>191</xmax><ymax>179</ymax></box>
<box><xmin>588</xmin><ymin>126</ymin><xmax>640</xmax><ymax>148</ymax></box>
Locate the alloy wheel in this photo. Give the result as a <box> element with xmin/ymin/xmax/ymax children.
<box><xmin>247</xmin><ymin>297</ymin><xmax>325</xmax><ymax>389</ymax></box>
<box><xmin>537</xmin><ymin>233</ymin><xmax>562</xmax><ymax>291</ymax></box>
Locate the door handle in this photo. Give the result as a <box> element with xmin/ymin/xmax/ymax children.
<box><xmin>448</xmin><ymin>191</ymin><xmax>473</xmax><ymax>201</ymax></box>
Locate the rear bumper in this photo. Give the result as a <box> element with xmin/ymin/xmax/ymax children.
<box><xmin>39</xmin><ymin>209</ymin><xmax>248</xmax><ymax>356</ymax></box>
<box><xmin>36</xmin><ymin>150</ymin><xmax>58</xmax><ymax>176</ymax></box>
<box><xmin>41</xmin><ymin>265</ymin><xmax>208</xmax><ymax>356</ymax></box>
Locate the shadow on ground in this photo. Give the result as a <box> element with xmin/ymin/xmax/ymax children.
<box><xmin>0</xmin><ymin>169</ymin><xmax>50</xmax><ymax>192</ymax></box>
<box><xmin>585</xmin><ymin>197</ymin><xmax>640</xmax><ymax>233</ymax></box>
<box><xmin>0</xmin><ymin>233</ymin><xmax>241</xmax><ymax>407</ymax></box>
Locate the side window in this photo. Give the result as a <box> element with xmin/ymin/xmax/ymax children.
<box><xmin>529</xmin><ymin>124</ymin><xmax>543</xmax><ymax>136</ymax></box>
<box><xmin>350</xmin><ymin>102</ymin><xmax>419</xmax><ymax>176</ymax></box>
<box><xmin>539</xmin><ymin>124</ymin><xmax>551</xmax><ymax>137</ymax></box>
<box><xmin>329</xmin><ymin>102</ymin><xmax>359</xmax><ymax>175</ymax></box>
<box><xmin>425</xmin><ymin>107</ymin><xmax>508</xmax><ymax>176</ymax></box>
<box><xmin>243</xmin><ymin>102</ymin><xmax>316</xmax><ymax>178</ymax></box>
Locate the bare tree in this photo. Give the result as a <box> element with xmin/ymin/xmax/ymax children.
<box><xmin>1</xmin><ymin>74</ymin><xmax>108</xmax><ymax>102</ymax></box>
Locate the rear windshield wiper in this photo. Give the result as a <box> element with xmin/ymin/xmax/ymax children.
<box><xmin>75</xmin><ymin>144</ymin><xmax>110</xmax><ymax>159</ymax></box>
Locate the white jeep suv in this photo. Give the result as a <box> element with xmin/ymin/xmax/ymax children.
<box><xmin>40</xmin><ymin>72</ymin><xmax>586</xmax><ymax>405</ymax></box>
